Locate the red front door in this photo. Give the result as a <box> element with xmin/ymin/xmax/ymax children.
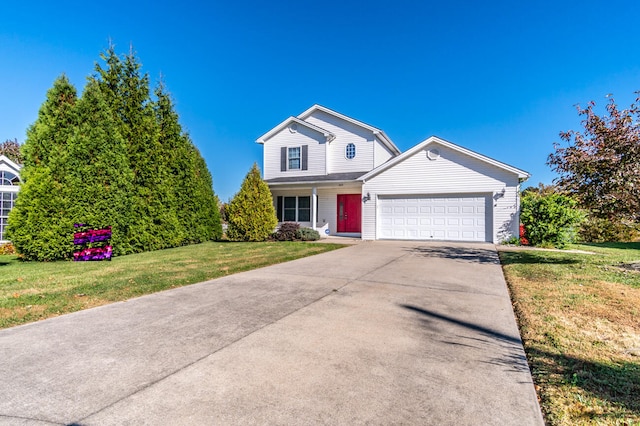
<box><xmin>337</xmin><ymin>194</ymin><xmax>362</xmax><ymax>233</ymax></box>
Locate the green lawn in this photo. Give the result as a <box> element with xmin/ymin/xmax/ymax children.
<box><xmin>0</xmin><ymin>241</ymin><xmax>345</xmax><ymax>329</ymax></box>
<box><xmin>500</xmin><ymin>243</ymin><xmax>640</xmax><ymax>425</ymax></box>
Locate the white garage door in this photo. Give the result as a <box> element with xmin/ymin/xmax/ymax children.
<box><xmin>378</xmin><ymin>195</ymin><xmax>489</xmax><ymax>242</ymax></box>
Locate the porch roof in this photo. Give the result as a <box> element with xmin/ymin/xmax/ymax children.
<box><xmin>265</xmin><ymin>171</ymin><xmax>366</xmax><ymax>184</ymax></box>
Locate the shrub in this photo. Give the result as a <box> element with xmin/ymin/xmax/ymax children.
<box><xmin>226</xmin><ymin>164</ymin><xmax>277</xmax><ymax>242</ymax></box>
<box><xmin>520</xmin><ymin>192</ymin><xmax>585</xmax><ymax>248</ymax></box>
<box><xmin>272</xmin><ymin>222</ymin><xmax>300</xmax><ymax>241</ymax></box>
<box><xmin>0</xmin><ymin>242</ymin><xmax>16</xmax><ymax>255</ymax></box>
<box><xmin>579</xmin><ymin>217</ymin><xmax>640</xmax><ymax>242</ymax></box>
<box><xmin>298</xmin><ymin>227</ymin><xmax>320</xmax><ymax>241</ymax></box>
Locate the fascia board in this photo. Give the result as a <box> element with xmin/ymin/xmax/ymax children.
<box><xmin>298</xmin><ymin>104</ymin><xmax>401</xmax><ymax>155</ymax></box>
<box><xmin>256</xmin><ymin>117</ymin><xmax>334</xmax><ymax>144</ymax></box>
<box><xmin>360</xmin><ymin>136</ymin><xmax>530</xmax><ymax>181</ymax></box>
<box><xmin>0</xmin><ymin>155</ymin><xmax>22</xmax><ymax>172</ymax></box>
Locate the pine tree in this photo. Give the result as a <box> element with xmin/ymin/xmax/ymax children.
<box><xmin>226</xmin><ymin>164</ymin><xmax>276</xmax><ymax>241</ymax></box>
<box><xmin>8</xmin><ymin>76</ymin><xmax>78</xmax><ymax>260</ymax></box>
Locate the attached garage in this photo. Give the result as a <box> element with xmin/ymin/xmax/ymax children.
<box><xmin>360</xmin><ymin>137</ymin><xmax>530</xmax><ymax>243</ymax></box>
<box><xmin>378</xmin><ymin>195</ymin><xmax>490</xmax><ymax>242</ymax></box>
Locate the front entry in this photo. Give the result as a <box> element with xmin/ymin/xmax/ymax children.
<box><xmin>337</xmin><ymin>194</ymin><xmax>362</xmax><ymax>233</ymax></box>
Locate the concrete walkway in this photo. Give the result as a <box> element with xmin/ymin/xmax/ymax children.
<box><xmin>0</xmin><ymin>241</ymin><xmax>544</xmax><ymax>425</ymax></box>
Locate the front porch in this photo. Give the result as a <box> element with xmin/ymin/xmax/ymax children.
<box><xmin>270</xmin><ymin>183</ymin><xmax>363</xmax><ymax>238</ymax></box>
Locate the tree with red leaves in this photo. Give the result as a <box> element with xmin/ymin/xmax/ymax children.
<box><xmin>548</xmin><ymin>94</ymin><xmax>640</xmax><ymax>223</ymax></box>
<box><xmin>0</xmin><ymin>139</ymin><xmax>23</xmax><ymax>164</ymax></box>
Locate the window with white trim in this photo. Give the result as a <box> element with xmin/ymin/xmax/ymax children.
<box><xmin>0</xmin><ymin>191</ymin><xmax>17</xmax><ymax>241</ymax></box>
<box><xmin>277</xmin><ymin>196</ymin><xmax>312</xmax><ymax>222</ymax></box>
<box><xmin>345</xmin><ymin>143</ymin><xmax>356</xmax><ymax>159</ymax></box>
<box><xmin>0</xmin><ymin>171</ymin><xmax>20</xmax><ymax>186</ymax></box>
<box><xmin>288</xmin><ymin>147</ymin><xmax>301</xmax><ymax>170</ymax></box>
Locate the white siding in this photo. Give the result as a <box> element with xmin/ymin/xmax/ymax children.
<box><xmin>373</xmin><ymin>135</ymin><xmax>394</xmax><ymax>167</ymax></box>
<box><xmin>362</xmin><ymin>143</ymin><xmax>520</xmax><ymax>242</ymax></box>
<box><xmin>0</xmin><ymin>156</ymin><xmax>21</xmax><ymax>243</ymax></box>
<box><xmin>304</xmin><ymin>110</ymin><xmax>375</xmax><ymax>174</ymax></box>
<box><xmin>263</xmin><ymin>125</ymin><xmax>326</xmax><ymax>181</ymax></box>
<box><xmin>270</xmin><ymin>184</ymin><xmax>362</xmax><ymax>236</ymax></box>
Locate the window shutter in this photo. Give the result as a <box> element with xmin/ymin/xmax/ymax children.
<box><xmin>276</xmin><ymin>196</ymin><xmax>283</xmax><ymax>222</ymax></box>
<box><xmin>281</xmin><ymin>147</ymin><xmax>287</xmax><ymax>171</ymax></box>
<box><xmin>301</xmin><ymin>145</ymin><xmax>308</xmax><ymax>171</ymax></box>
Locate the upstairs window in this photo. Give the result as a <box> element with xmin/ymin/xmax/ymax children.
<box><xmin>288</xmin><ymin>147</ymin><xmax>301</xmax><ymax>170</ymax></box>
<box><xmin>345</xmin><ymin>143</ymin><xmax>356</xmax><ymax>159</ymax></box>
<box><xmin>0</xmin><ymin>171</ymin><xmax>20</xmax><ymax>186</ymax></box>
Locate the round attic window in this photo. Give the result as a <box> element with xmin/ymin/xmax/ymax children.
<box><xmin>289</xmin><ymin>123</ymin><xmax>298</xmax><ymax>133</ymax></box>
<box><xmin>427</xmin><ymin>148</ymin><xmax>440</xmax><ymax>160</ymax></box>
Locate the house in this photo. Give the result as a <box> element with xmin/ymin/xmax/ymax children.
<box><xmin>0</xmin><ymin>155</ymin><xmax>21</xmax><ymax>243</ymax></box>
<box><xmin>256</xmin><ymin>105</ymin><xmax>529</xmax><ymax>243</ymax></box>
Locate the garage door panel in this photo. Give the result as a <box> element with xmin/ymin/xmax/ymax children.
<box><xmin>378</xmin><ymin>195</ymin><xmax>489</xmax><ymax>242</ymax></box>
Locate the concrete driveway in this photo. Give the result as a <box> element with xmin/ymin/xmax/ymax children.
<box><xmin>0</xmin><ymin>241</ymin><xmax>544</xmax><ymax>425</ymax></box>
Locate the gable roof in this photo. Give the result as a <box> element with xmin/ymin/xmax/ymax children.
<box><xmin>359</xmin><ymin>136</ymin><xmax>530</xmax><ymax>181</ymax></box>
<box><xmin>256</xmin><ymin>116</ymin><xmax>335</xmax><ymax>144</ymax></box>
<box><xmin>0</xmin><ymin>155</ymin><xmax>22</xmax><ymax>173</ymax></box>
<box><xmin>297</xmin><ymin>104</ymin><xmax>401</xmax><ymax>156</ymax></box>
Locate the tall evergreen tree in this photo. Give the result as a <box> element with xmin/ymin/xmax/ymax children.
<box><xmin>21</xmin><ymin>75</ymin><xmax>77</xmax><ymax>168</ymax></box>
<box><xmin>8</xmin><ymin>76</ymin><xmax>78</xmax><ymax>260</ymax></box>
<box><xmin>10</xmin><ymin>45</ymin><xmax>222</xmax><ymax>260</ymax></box>
<box><xmin>153</xmin><ymin>82</ymin><xmax>221</xmax><ymax>243</ymax></box>
<box><xmin>96</xmin><ymin>47</ymin><xmax>181</xmax><ymax>251</ymax></box>
<box><xmin>65</xmin><ymin>78</ymin><xmax>134</xmax><ymax>256</ymax></box>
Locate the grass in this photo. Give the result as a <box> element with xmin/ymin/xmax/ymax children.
<box><xmin>0</xmin><ymin>241</ymin><xmax>345</xmax><ymax>329</ymax></box>
<box><xmin>499</xmin><ymin>243</ymin><xmax>640</xmax><ymax>425</ymax></box>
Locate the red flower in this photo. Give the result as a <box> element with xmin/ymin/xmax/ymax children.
<box><xmin>519</xmin><ymin>224</ymin><xmax>529</xmax><ymax>245</ymax></box>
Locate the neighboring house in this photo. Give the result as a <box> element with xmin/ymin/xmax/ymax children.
<box><xmin>0</xmin><ymin>155</ymin><xmax>21</xmax><ymax>243</ymax></box>
<box><xmin>258</xmin><ymin>105</ymin><xmax>530</xmax><ymax>243</ymax></box>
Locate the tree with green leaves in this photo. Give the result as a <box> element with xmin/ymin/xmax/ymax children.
<box><xmin>0</xmin><ymin>139</ymin><xmax>23</xmax><ymax>164</ymax></box>
<box><xmin>520</xmin><ymin>190</ymin><xmax>585</xmax><ymax>248</ymax></box>
<box><xmin>226</xmin><ymin>164</ymin><xmax>277</xmax><ymax>241</ymax></box>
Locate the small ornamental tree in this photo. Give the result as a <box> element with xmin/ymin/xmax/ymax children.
<box><xmin>226</xmin><ymin>164</ymin><xmax>277</xmax><ymax>241</ymax></box>
<box><xmin>520</xmin><ymin>191</ymin><xmax>585</xmax><ymax>248</ymax></box>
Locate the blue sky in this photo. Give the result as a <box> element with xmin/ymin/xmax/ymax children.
<box><xmin>1</xmin><ymin>0</ymin><xmax>639</xmax><ymax>201</ymax></box>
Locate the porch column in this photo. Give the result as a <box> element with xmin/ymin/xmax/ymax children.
<box><xmin>312</xmin><ymin>186</ymin><xmax>318</xmax><ymax>231</ymax></box>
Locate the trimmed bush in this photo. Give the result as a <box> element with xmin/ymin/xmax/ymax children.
<box><xmin>298</xmin><ymin>227</ymin><xmax>320</xmax><ymax>241</ymax></box>
<box><xmin>272</xmin><ymin>222</ymin><xmax>300</xmax><ymax>241</ymax></box>
<box><xmin>579</xmin><ymin>217</ymin><xmax>640</xmax><ymax>243</ymax></box>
